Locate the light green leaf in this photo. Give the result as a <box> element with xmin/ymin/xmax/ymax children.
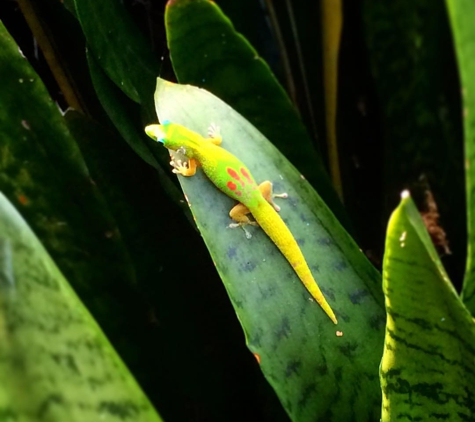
<box><xmin>381</xmin><ymin>191</ymin><xmax>475</xmax><ymax>421</ymax></box>
<box><xmin>152</xmin><ymin>78</ymin><xmax>384</xmax><ymax>421</ymax></box>
<box><xmin>0</xmin><ymin>193</ymin><xmax>163</xmax><ymax>422</ymax></box>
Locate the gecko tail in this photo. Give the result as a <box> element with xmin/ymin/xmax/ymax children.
<box><xmin>300</xmin><ymin>273</ymin><xmax>338</xmax><ymax>324</ymax></box>
<box><xmin>252</xmin><ymin>201</ymin><xmax>338</xmax><ymax>324</ymax></box>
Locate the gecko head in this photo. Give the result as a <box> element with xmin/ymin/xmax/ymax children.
<box><xmin>145</xmin><ymin>121</ymin><xmax>199</xmax><ymax>154</ymax></box>
<box><xmin>145</xmin><ymin>124</ymin><xmax>166</xmax><ymax>144</ymax></box>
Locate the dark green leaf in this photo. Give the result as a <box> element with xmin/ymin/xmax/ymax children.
<box><xmin>446</xmin><ymin>0</ymin><xmax>475</xmax><ymax>314</ymax></box>
<box><xmin>85</xmin><ymin>50</ymin><xmax>191</xmax><ymax>219</ymax></box>
<box><xmin>86</xmin><ymin>51</ymin><xmax>164</xmax><ymax>169</ymax></box>
<box><xmin>74</xmin><ymin>0</ymin><xmax>158</xmax><ymax>106</ymax></box>
<box><xmin>0</xmin><ymin>21</ymin><xmax>141</xmax><ymax>337</ymax></box>
<box><xmin>0</xmin><ymin>22</ymin><xmax>163</xmax><ymax>398</ymax></box>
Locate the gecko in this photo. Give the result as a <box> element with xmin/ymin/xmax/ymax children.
<box><xmin>145</xmin><ymin>121</ymin><xmax>337</xmax><ymax>324</ymax></box>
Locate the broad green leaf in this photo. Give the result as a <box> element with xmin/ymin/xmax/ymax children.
<box><xmin>381</xmin><ymin>192</ymin><xmax>475</xmax><ymax>421</ymax></box>
<box><xmin>0</xmin><ymin>21</ymin><xmax>140</xmax><ymax>336</ymax></box>
<box><xmin>0</xmin><ymin>194</ymin><xmax>163</xmax><ymax>422</ymax></box>
<box><xmin>446</xmin><ymin>0</ymin><xmax>475</xmax><ymax>315</ymax></box>
<box><xmin>165</xmin><ymin>0</ymin><xmax>351</xmax><ymax>231</ymax></box>
<box><xmin>153</xmin><ymin>78</ymin><xmax>385</xmax><ymax>422</ymax></box>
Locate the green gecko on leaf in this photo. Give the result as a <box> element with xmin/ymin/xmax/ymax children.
<box><xmin>145</xmin><ymin>121</ymin><xmax>337</xmax><ymax>324</ymax></box>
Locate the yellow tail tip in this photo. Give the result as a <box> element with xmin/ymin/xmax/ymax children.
<box><xmin>316</xmin><ymin>296</ymin><xmax>338</xmax><ymax>325</ymax></box>
<box><xmin>321</xmin><ymin>303</ymin><xmax>338</xmax><ymax>324</ymax></box>
<box><xmin>317</xmin><ymin>295</ymin><xmax>338</xmax><ymax>325</ymax></box>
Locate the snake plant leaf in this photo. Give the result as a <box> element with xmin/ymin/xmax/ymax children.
<box><xmin>86</xmin><ymin>50</ymin><xmax>166</xmax><ymax>171</ymax></box>
<box><xmin>0</xmin><ymin>194</ymin><xmax>163</xmax><ymax>422</ymax></box>
<box><xmin>381</xmin><ymin>191</ymin><xmax>475</xmax><ymax>421</ymax></box>
<box><xmin>0</xmin><ymin>21</ymin><xmax>142</xmax><ymax>336</ymax></box>
<box><xmin>152</xmin><ymin>78</ymin><xmax>385</xmax><ymax>422</ymax></box>
<box><xmin>165</xmin><ymin>0</ymin><xmax>351</xmax><ymax>231</ymax></box>
<box><xmin>446</xmin><ymin>0</ymin><xmax>475</xmax><ymax>315</ymax></box>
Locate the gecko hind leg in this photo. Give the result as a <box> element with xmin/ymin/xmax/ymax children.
<box><xmin>228</xmin><ymin>203</ymin><xmax>257</xmax><ymax>239</ymax></box>
<box><xmin>259</xmin><ymin>181</ymin><xmax>288</xmax><ymax>212</ymax></box>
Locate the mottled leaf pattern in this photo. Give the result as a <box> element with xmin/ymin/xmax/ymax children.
<box><xmin>381</xmin><ymin>192</ymin><xmax>475</xmax><ymax>421</ymax></box>
<box><xmin>0</xmin><ymin>194</ymin><xmax>163</xmax><ymax>422</ymax></box>
<box><xmin>153</xmin><ymin>78</ymin><xmax>385</xmax><ymax>422</ymax></box>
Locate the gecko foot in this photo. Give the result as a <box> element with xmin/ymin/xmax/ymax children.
<box><xmin>269</xmin><ymin>192</ymin><xmax>288</xmax><ymax>212</ymax></box>
<box><xmin>208</xmin><ymin>123</ymin><xmax>221</xmax><ymax>139</ymax></box>
<box><xmin>228</xmin><ymin>222</ymin><xmax>256</xmax><ymax>239</ymax></box>
<box><xmin>170</xmin><ymin>158</ymin><xmax>189</xmax><ymax>175</ymax></box>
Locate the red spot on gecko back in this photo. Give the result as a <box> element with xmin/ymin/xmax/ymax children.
<box><xmin>240</xmin><ymin>168</ymin><xmax>253</xmax><ymax>184</ymax></box>
<box><xmin>227</xmin><ymin>167</ymin><xmax>244</xmax><ymax>186</ymax></box>
<box><xmin>227</xmin><ymin>181</ymin><xmax>242</xmax><ymax>196</ymax></box>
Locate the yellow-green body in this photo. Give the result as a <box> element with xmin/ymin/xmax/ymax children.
<box><xmin>145</xmin><ymin>122</ymin><xmax>337</xmax><ymax>324</ymax></box>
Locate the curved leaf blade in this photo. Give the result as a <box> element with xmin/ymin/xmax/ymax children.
<box><xmin>446</xmin><ymin>0</ymin><xmax>475</xmax><ymax>314</ymax></box>
<box><xmin>73</xmin><ymin>0</ymin><xmax>158</xmax><ymax>105</ymax></box>
<box><xmin>0</xmin><ymin>21</ymin><xmax>142</xmax><ymax>340</ymax></box>
<box><xmin>153</xmin><ymin>78</ymin><xmax>384</xmax><ymax>421</ymax></box>
<box><xmin>0</xmin><ymin>194</ymin><xmax>163</xmax><ymax>422</ymax></box>
<box><xmin>86</xmin><ymin>50</ymin><xmax>166</xmax><ymax>170</ymax></box>
<box><xmin>381</xmin><ymin>192</ymin><xmax>475</xmax><ymax>421</ymax></box>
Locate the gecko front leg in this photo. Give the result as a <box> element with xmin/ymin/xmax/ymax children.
<box><xmin>170</xmin><ymin>156</ymin><xmax>198</xmax><ymax>176</ymax></box>
<box><xmin>207</xmin><ymin>123</ymin><xmax>222</xmax><ymax>145</ymax></box>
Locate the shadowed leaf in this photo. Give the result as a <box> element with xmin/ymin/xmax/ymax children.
<box><xmin>446</xmin><ymin>0</ymin><xmax>475</xmax><ymax>314</ymax></box>
<box><xmin>73</xmin><ymin>0</ymin><xmax>158</xmax><ymax>105</ymax></box>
